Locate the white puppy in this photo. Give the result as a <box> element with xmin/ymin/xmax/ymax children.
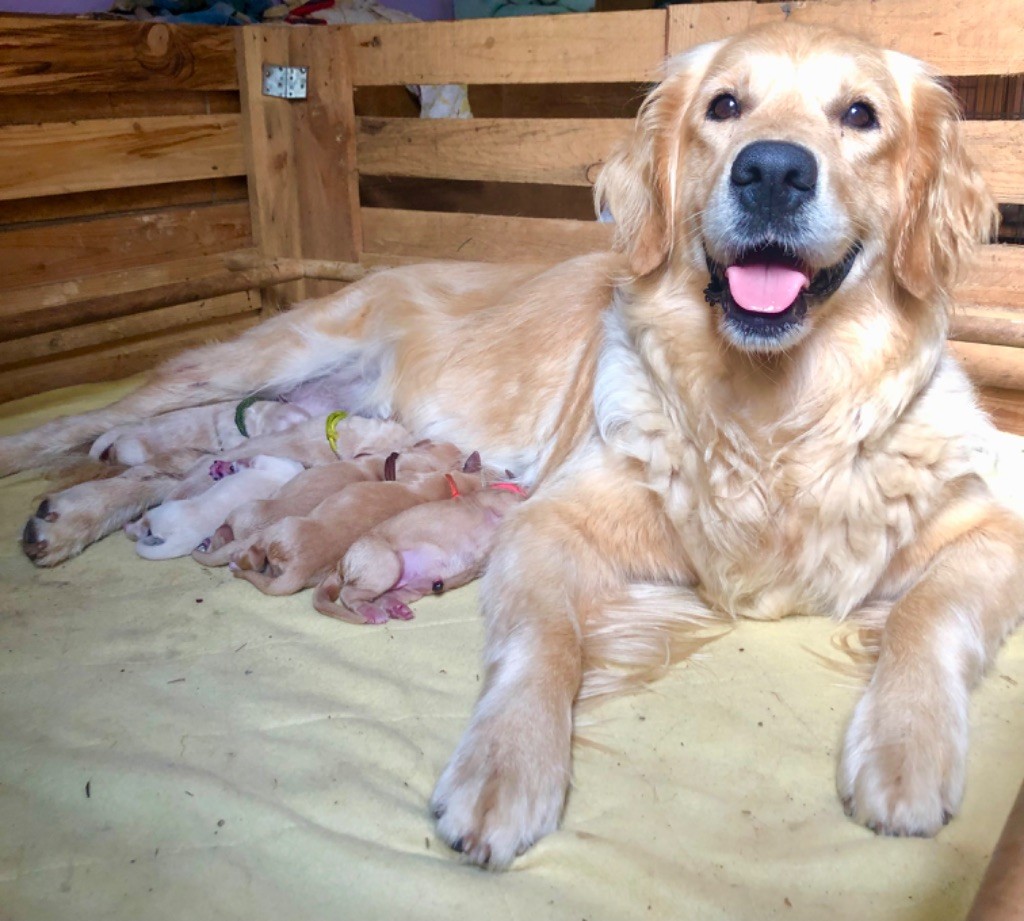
<box><xmin>126</xmin><ymin>455</ymin><xmax>304</xmax><ymax>560</ymax></box>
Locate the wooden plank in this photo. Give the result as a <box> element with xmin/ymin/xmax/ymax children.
<box><xmin>668</xmin><ymin>0</ymin><xmax>1024</xmax><ymax>75</ymax></box>
<box><xmin>0</xmin><ymin>201</ymin><xmax>252</xmax><ymax>290</ymax></box>
<box><xmin>0</xmin><ymin>177</ymin><xmax>248</xmax><ymax>227</ymax></box>
<box><xmin>959</xmin><ymin>245</ymin><xmax>1024</xmax><ymax>308</ymax></box>
<box><xmin>348</xmin><ymin>9</ymin><xmax>668</xmax><ymax>86</ymax></box>
<box><xmin>963</xmin><ymin>122</ymin><xmax>1024</xmax><ymax>204</ymax></box>
<box><xmin>357</xmin><ymin>117</ymin><xmax>630</xmax><ymax>187</ymax></box>
<box><xmin>950</xmin><ymin>305</ymin><xmax>1024</xmax><ymax>349</ymax></box>
<box><xmin>0</xmin><ymin>16</ymin><xmax>238</xmax><ymax>94</ymax></box>
<box><xmin>950</xmin><ymin>341</ymin><xmax>1024</xmax><ymax>391</ymax></box>
<box><xmin>0</xmin><ymin>249</ymin><xmax>258</xmax><ymax>319</ymax></box>
<box><xmin>0</xmin><ymin>313</ymin><xmax>259</xmax><ymax>405</ymax></box>
<box><xmin>0</xmin><ymin>115</ymin><xmax>245</xmax><ymax>203</ymax></box>
<box><xmin>0</xmin><ymin>90</ymin><xmax>239</xmax><ymax>126</ymax></box>
<box><xmin>362</xmin><ymin>207</ymin><xmax>612</xmax><ymax>263</ymax></box>
<box><xmin>355</xmin><ymin>118</ymin><xmax>1024</xmax><ymax>200</ymax></box>
<box><xmin>0</xmin><ymin>291</ymin><xmax>257</xmax><ymax>366</ymax></box>
<box><xmin>236</xmin><ymin>25</ymin><xmax>361</xmax><ymax>309</ymax></box>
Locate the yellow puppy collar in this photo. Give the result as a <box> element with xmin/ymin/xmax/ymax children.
<box><xmin>325</xmin><ymin>410</ymin><xmax>349</xmax><ymax>455</ymax></box>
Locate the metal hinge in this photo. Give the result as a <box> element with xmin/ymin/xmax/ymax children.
<box><xmin>262</xmin><ymin>64</ymin><xmax>308</xmax><ymax>100</ymax></box>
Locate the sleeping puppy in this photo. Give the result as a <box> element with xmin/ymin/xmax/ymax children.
<box><xmin>20</xmin><ymin>415</ymin><xmax>414</xmax><ymax>566</ymax></box>
<box><xmin>230</xmin><ymin>459</ymin><xmax>487</xmax><ymax>596</ymax></box>
<box><xmin>3</xmin><ymin>23</ymin><xmax>1023</xmax><ymax>868</ymax></box>
<box><xmin>192</xmin><ymin>441</ymin><xmax>465</xmax><ymax>565</ymax></box>
<box><xmin>313</xmin><ymin>482</ymin><xmax>527</xmax><ymax>624</ymax></box>
<box><xmin>90</xmin><ymin>400</ymin><xmax>312</xmax><ymax>466</ymax></box>
<box><xmin>126</xmin><ymin>455</ymin><xmax>304</xmax><ymax>559</ymax></box>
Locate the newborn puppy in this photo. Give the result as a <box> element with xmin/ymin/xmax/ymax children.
<box><xmin>90</xmin><ymin>401</ymin><xmax>312</xmax><ymax>466</ymax></box>
<box><xmin>230</xmin><ymin>456</ymin><xmax>487</xmax><ymax>596</ymax></box>
<box><xmin>314</xmin><ymin>482</ymin><xmax>527</xmax><ymax>624</ymax></box>
<box><xmin>192</xmin><ymin>441</ymin><xmax>464</xmax><ymax>566</ymax></box>
<box><xmin>126</xmin><ymin>456</ymin><xmax>304</xmax><ymax>560</ymax></box>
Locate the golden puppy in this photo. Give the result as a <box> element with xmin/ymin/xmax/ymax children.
<box><xmin>192</xmin><ymin>441</ymin><xmax>465</xmax><ymax>565</ymax></box>
<box><xmin>2</xmin><ymin>23</ymin><xmax>1022</xmax><ymax>868</ymax></box>
<box><xmin>313</xmin><ymin>482</ymin><xmax>526</xmax><ymax>624</ymax></box>
<box><xmin>229</xmin><ymin>450</ymin><xmax>483</xmax><ymax>595</ymax></box>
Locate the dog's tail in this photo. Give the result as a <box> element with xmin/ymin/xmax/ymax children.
<box><xmin>311</xmin><ymin>572</ymin><xmax>366</xmax><ymax>624</ymax></box>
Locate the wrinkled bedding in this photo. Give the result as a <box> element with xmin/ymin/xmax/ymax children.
<box><xmin>1</xmin><ymin>379</ymin><xmax>1022</xmax><ymax>921</ymax></box>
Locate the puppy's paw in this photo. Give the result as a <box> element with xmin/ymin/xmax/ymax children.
<box><xmin>838</xmin><ymin>680</ymin><xmax>967</xmax><ymax>837</ymax></box>
<box><xmin>431</xmin><ymin>708</ymin><xmax>570</xmax><ymax>868</ymax></box>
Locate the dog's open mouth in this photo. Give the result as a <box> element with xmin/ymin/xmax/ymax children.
<box><xmin>704</xmin><ymin>242</ymin><xmax>861</xmax><ymax>348</ymax></box>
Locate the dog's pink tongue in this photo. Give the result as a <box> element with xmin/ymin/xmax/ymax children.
<box><xmin>725</xmin><ymin>264</ymin><xmax>810</xmax><ymax>314</ymax></box>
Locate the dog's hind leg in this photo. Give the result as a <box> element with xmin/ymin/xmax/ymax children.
<box><xmin>0</xmin><ymin>287</ymin><xmax>389</xmax><ymax>477</ymax></box>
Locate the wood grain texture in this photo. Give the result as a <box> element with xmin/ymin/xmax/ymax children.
<box><xmin>977</xmin><ymin>387</ymin><xmax>1024</xmax><ymax>437</ymax></box>
<box><xmin>0</xmin><ymin>115</ymin><xmax>246</xmax><ymax>203</ymax></box>
<box><xmin>0</xmin><ymin>16</ymin><xmax>238</xmax><ymax>94</ymax></box>
<box><xmin>348</xmin><ymin>9</ymin><xmax>668</xmax><ymax>86</ymax></box>
<box><xmin>362</xmin><ymin>207</ymin><xmax>612</xmax><ymax>263</ymax></box>
<box><xmin>0</xmin><ymin>90</ymin><xmax>239</xmax><ymax>126</ymax></box>
<box><xmin>0</xmin><ymin>291</ymin><xmax>257</xmax><ymax>366</ymax></box>
<box><xmin>959</xmin><ymin>245</ymin><xmax>1024</xmax><ymax>308</ymax></box>
<box><xmin>0</xmin><ymin>177</ymin><xmax>248</xmax><ymax>227</ymax></box>
<box><xmin>357</xmin><ymin>117</ymin><xmax>630</xmax><ymax>186</ymax></box>
<box><xmin>962</xmin><ymin>122</ymin><xmax>1024</xmax><ymax>205</ymax></box>
<box><xmin>668</xmin><ymin>0</ymin><xmax>1024</xmax><ymax>74</ymax></box>
<box><xmin>236</xmin><ymin>25</ymin><xmax>361</xmax><ymax>308</ymax></box>
<box><xmin>950</xmin><ymin>341</ymin><xmax>1024</xmax><ymax>390</ymax></box>
<box><xmin>0</xmin><ymin>201</ymin><xmax>252</xmax><ymax>290</ymax></box>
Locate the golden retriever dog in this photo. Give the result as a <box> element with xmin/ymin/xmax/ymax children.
<box><xmin>2</xmin><ymin>23</ymin><xmax>1023</xmax><ymax>867</ymax></box>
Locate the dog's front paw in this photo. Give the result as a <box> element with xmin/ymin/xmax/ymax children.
<box><xmin>838</xmin><ymin>679</ymin><xmax>967</xmax><ymax>837</ymax></box>
<box><xmin>431</xmin><ymin>707</ymin><xmax>570</xmax><ymax>868</ymax></box>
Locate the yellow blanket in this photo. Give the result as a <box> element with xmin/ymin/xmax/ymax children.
<box><xmin>1</xmin><ymin>380</ymin><xmax>1022</xmax><ymax>921</ymax></box>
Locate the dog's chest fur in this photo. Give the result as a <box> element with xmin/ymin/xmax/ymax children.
<box><xmin>594</xmin><ymin>307</ymin><xmax>993</xmax><ymax>621</ymax></box>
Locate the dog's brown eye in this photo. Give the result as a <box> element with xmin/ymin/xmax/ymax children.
<box><xmin>432</xmin><ymin>579</ymin><xmax>444</xmax><ymax>593</ymax></box>
<box><xmin>707</xmin><ymin>93</ymin><xmax>741</xmax><ymax>121</ymax></box>
<box><xmin>842</xmin><ymin>101</ymin><xmax>878</xmax><ymax>130</ymax></box>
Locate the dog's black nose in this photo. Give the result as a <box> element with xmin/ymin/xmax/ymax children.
<box><xmin>730</xmin><ymin>141</ymin><xmax>818</xmax><ymax>217</ymax></box>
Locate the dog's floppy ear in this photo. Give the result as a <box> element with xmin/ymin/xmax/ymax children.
<box><xmin>594</xmin><ymin>43</ymin><xmax>721</xmax><ymax>277</ymax></box>
<box><xmin>890</xmin><ymin>55</ymin><xmax>999</xmax><ymax>301</ymax></box>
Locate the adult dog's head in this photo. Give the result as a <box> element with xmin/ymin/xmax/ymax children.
<box><xmin>596</xmin><ymin>24</ymin><xmax>997</xmax><ymax>353</ymax></box>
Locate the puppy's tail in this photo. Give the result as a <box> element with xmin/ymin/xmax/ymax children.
<box><xmin>578</xmin><ymin>583</ymin><xmax>730</xmax><ymax>706</ymax></box>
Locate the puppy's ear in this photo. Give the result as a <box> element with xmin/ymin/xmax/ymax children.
<box><xmin>890</xmin><ymin>57</ymin><xmax>999</xmax><ymax>301</ymax></box>
<box><xmin>594</xmin><ymin>44</ymin><xmax>720</xmax><ymax>277</ymax></box>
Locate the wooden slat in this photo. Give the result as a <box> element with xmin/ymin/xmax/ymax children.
<box><xmin>0</xmin><ymin>201</ymin><xmax>251</xmax><ymax>290</ymax></box>
<box><xmin>0</xmin><ymin>313</ymin><xmax>259</xmax><ymax>405</ymax></box>
<box><xmin>951</xmin><ymin>305</ymin><xmax>1024</xmax><ymax>349</ymax></box>
<box><xmin>0</xmin><ymin>115</ymin><xmax>245</xmax><ymax>203</ymax></box>
<box><xmin>362</xmin><ymin>207</ymin><xmax>612</xmax><ymax>263</ymax></box>
<box><xmin>950</xmin><ymin>341</ymin><xmax>1024</xmax><ymax>390</ymax></box>
<box><xmin>0</xmin><ymin>177</ymin><xmax>248</xmax><ymax>227</ymax></box>
<box><xmin>0</xmin><ymin>249</ymin><xmax>258</xmax><ymax>320</ymax></box>
<box><xmin>958</xmin><ymin>245</ymin><xmax>1024</xmax><ymax>308</ymax></box>
<box><xmin>963</xmin><ymin>122</ymin><xmax>1024</xmax><ymax>204</ymax></box>
<box><xmin>0</xmin><ymin>16</ymin><xmax>238</xmax><ymax>94</ymax></box>
<box><xmin>0</xmin><ymin>291</ymin><xmax>257</xmax><ymax>366</ymax></box>
<box><xmin>0</xmin><ymin>90</ymin><xmax>239</xmax><ymax>126</ymax></box>
<box><xmin>357</xmin><ymin>117</ymin><xmax>630</xmax><ymax>187</ymax></box>
<box><xmin>668</xmin><ymin>0</ymin><xmax>1024</xmax><ymax>75</ymax></box>
<box><xmin>348</xmin><ymin>9</ymin><xmax>667</xmax><ymax>86</ymax></box>
<box><xmin>356</xmin><ymin>118</ymin><xmax>1024</xmax><ymax>201</ymax></box>
<box><xmin>236</xmin><ymin>25</ymin><xmax>362</xmax><ymax>308</ymax></box>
